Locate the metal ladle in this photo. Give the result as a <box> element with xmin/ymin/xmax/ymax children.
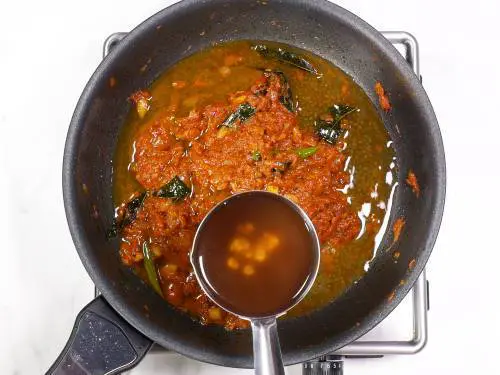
<box><xmin>191</xmin><ymin>191</ymin><xmax>321</xmax><ymax>375</ymax></box>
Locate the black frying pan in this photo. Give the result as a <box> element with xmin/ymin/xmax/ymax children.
<box><xmin>49</xmin><ymin>0</ymin><xmax>445</xmax><ymax>373</ymax></box>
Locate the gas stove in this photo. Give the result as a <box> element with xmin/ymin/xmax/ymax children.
<box><xmin>100</xmin><ymin>31</ymin><xmax>430</xmax><ymax>374</ymax></box>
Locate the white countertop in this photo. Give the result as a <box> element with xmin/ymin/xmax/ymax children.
<box><xmin>1</xmin><ymin>0</ymin><xmax>499</xmax><ymax>374</ymax></box>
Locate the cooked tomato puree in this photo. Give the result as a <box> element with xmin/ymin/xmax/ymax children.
<box><xmin>112</xmin><ymin>41</ymin><xmax>396</xmax><ymax>329</ymax></box>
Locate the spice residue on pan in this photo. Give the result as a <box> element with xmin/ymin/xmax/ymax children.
<box><xmin>408</xmin><ymin>258</ymin><xmax>417</xmax><ymax>270</ymax></box>
<box><xmin>392</xmin><ymin>217</ymin><xmax>405</xmax><ymax>243</ymax></box>
<box><xmin>111</xmin><ymin>40</ymin><xmax>397</xmax><ymax>329</ymax></box>
<box><xmin>387</xmin><ymin>290</ymin><xmax>396</xmax><ymax>303</ymax></box>
<box><xmin>91</xmin><ymin>204</ymin><xmax>99</xmax><ymax>220</ymax></box>
<box><xmin>375</xmin><ymin>81</ymin><xmax>391</xmax><ymax>111</ymax></box>
<box><xmin>129</xmin><ymin>90</ymin><xmax>152</xmax><ymax>119</ymax></box>
<box><xmin>406</xmin><ymin>170</ymin><xmax>420</xmax><ymax>197</ymax></box>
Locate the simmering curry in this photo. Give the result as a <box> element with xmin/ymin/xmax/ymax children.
<box><xmin>110</xmin><ymin>40</ymin><xmax>396</xmax><ymax>329</ymax></box>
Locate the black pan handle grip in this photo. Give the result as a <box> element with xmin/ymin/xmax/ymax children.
<box><xmin>46</xmin><ymin>296</ymin><xmax>153</xmax><ymax>375</ymax></box>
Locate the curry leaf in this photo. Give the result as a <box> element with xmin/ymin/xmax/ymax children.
<box><xmin>329</xmin><ymin>104</ymin><xmax>358</xmax><ymax>123</ymax></box>
<box><xmin>315</xmin><ymin>104</ymin><xmax>359</xmax><ymax>145</ymax></box>
<box><xmin>275</xmin><ymin>72</ymin><xmax>294</xmax><ymax>112</ymax></box>
<box><xmin>106</xmin><ymin>225</ymin><xmax>119</xmax><ymax>239</ymax></box>
<box><xmin>251</xmin><ymin>150</ymin><xmax>262</xmax><ymax>161</ymax></box>
<box><xmin>221</xmin><ymin>102</ymin><xmax>256</xmax><ymax>128</ymax></box>
<box><xmin>259</xmin><ymin>70</ymin><xmax>295</xmax><ymax>112</ymax></box>
<box><xmin>253</xmin><ymin>44</ymin><xmax>318</xmax><ymax>75</ymax></box>
<box><xmin>142</xmin><ymin>242</ymin><xmax>163</xmax><ymax>296</ymax></box>
<box><xmin>155</xmin><ymin>176</ymin><xmax>191</xmax><ymax>202</ymax></box>
<box><xmin>238</xmin><ymin>103</ymin><xmax>256</xmax><ymax>122</ymax></box>
<box><xmin>295</xmin><ymin>146</ymin><xmax>318</xmax><ymax>159</ymax></box>
<box><xmin>106</xmin><ymin>192</ymin><xmax>147</xmax><ymax>238</ymax></box>
<box><xmin>315</xmin><ymin>119</ymin><xmax>343</xmax><ymax>145</ymax></box>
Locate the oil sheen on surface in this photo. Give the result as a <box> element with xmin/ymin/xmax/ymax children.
<box><xmin>113</xmin><ymin>40</ymin><xmax>396</xmax><ymax>329</ymax></box>
<box><xmin>193</xmin><ymin>193</ymin><xmax>316</xmax><ymax>318</ymax></box>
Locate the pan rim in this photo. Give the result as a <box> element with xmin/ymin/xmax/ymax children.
<box><xmin>62</xmin><ymin>0</ymin><xmax>446</xmax><ymax>368</ymax></box>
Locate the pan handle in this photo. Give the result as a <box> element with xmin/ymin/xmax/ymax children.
<box><xmin>46</xmin><ymin>296</ymin><xmax>153</xmax><ymax>375</ymax></box>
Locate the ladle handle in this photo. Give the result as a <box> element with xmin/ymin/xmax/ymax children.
<box><xmin>251</xmin><ymin>318</ymin><xmax>285</xmax><ymax>375</ymax></box>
